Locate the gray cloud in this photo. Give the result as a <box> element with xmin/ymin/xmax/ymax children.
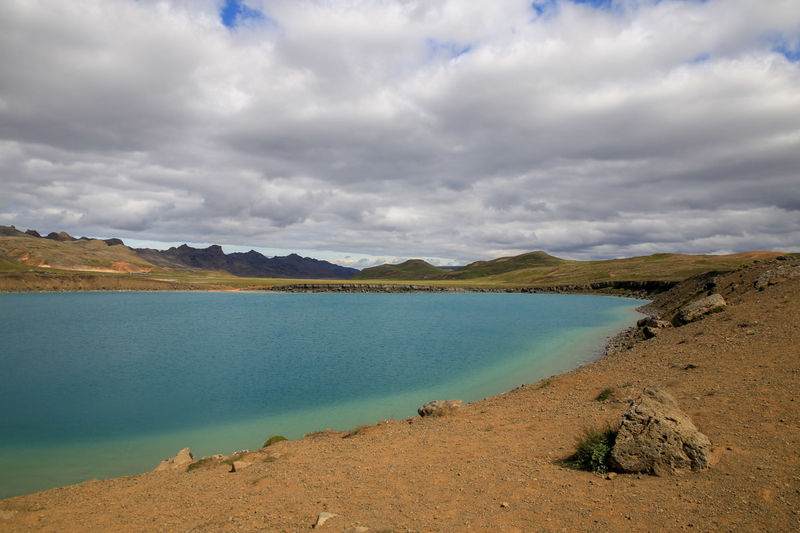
<box><xmin>0</xmin><ymin>0</ymin><xmax>799</xmax><ymax>266</ymax></box>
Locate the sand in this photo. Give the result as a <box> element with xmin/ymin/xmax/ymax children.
<box><xmin>1</xmin><ymin>260</ymin><xmax>798</xmax><ymax>532</ymax></box>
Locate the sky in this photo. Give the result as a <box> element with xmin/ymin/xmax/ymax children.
<box><xmin>1</xmin><ymin>0</ymin><xmax>799</xmax><ymax>268</ymax></box>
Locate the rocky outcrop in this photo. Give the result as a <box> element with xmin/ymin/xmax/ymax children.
<box><xmin>755</xmin><ymin>263</ymin><xmax>800</xmax><ymax>290</ymax></box>
<box><xmin>154</xmin><ymin>448</ymin><xmax>194</xmax><ymax>472</ymax></box>
<box><xmin>418</xmin><ymin>400</ymin><xmax>464</xmax><ymax>417</ymax></box>
<box><xmin>610</xmin><ymin>387</ymin><xmax>711</xmax><ymax>475</ymax></box>
<box><xmin>269</xmin><ymin>280</ymin><xmax>676</xmax><ymax>297</ymax></box>
<box><xmin>676</xmin><ymin>293</ymin><xmax>726</xmax><ymax>324</ymax></box>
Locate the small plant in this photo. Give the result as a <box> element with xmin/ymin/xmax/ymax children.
<box><xmin>595</xmin><ymin>388</ymin><xmax>613</xmax><ymax>402</ymax></box>
<box><xmin>539</xmin><ymin>379</ymin><xmax>552</xmax><ymax>389</ymax></box>
<box><xmin>263</xmin><ymin>435</ymin><xmax>288</xmax><ymax>448</ymax></box>
<box><xmin>563</xmin><ymin>424</ymin><xmax>619</xmax><ymax>474</ymax></box>
<box><xmin>187</xmin><ymin>456</ymin><xmax>217</xmax><ymax>471</ymax></box>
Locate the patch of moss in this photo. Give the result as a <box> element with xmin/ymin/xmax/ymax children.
<box><xmin>263</xmin><ymin>435</ymin><xmax>288</xmax><ymax>448</ymax></box>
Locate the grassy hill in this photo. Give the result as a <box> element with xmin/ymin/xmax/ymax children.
<box><xmin>0</xmin><ymin>233</ymin><xmax>158</xmax><ymax>273</ymax></box>
<box><xmin>353</xmin><ymin>259</ymin><xmax>446</xmax><ymax>280</ymax></box>
<box><xmin>346</xmin><ymin>250</ymin><xmax>789</xmax><ymax>287</ymax></box>
<box><xmin>444</xmin><ymin>251</ymin><xmax>565</xmax><ymax>280</ymax></box>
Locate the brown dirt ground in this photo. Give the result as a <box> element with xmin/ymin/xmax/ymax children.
<box><xmin>1</xmin><ymin>261</ymin><xmax>799</xmax><ymax>532</ymax></box>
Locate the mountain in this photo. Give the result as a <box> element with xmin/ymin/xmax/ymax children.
<box><xmin>353</xmin><ymin>259</ymin><xmax>447</xmax><ymax>280</ymax></box>
<box><xmin>135</xmin><ymin>244</ymin><xmax>359</xmax><ymax>279</ymax></box>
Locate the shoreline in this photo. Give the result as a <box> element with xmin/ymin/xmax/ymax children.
<box><xmin>2</xmin><ymin>258</ymin><xmax>798</xmax><ymax>531</ymax></box>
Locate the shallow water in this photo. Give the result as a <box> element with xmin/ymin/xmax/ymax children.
<box><xmin>0</xmin><ymin>292</ymin><xmax>643</xmax><ymax>498</ymax></box>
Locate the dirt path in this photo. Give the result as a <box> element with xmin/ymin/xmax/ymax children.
<box><xmin>1</xmin><ymin>261</ymin><xmax>799</xmax><ymax>532</ymax></box>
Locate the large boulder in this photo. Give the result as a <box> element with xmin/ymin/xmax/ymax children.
<box><xmin>154</xmin><ymin>447</ymin><xmax>194</xmax><ymax>472</ymax></box>
<box><xmin>417</xmin><ymin>400</ymin><xmax>463</xmax><ymax>417</ymax></box>
<box><xmin>677</xmin><ymin>293</ymin><xmax>726</xmax><ymax>324</ymax></box>
<box><xmin>610</xmin><ymin>387</ymin><xmax>711</xmax><ymax>475</ymax></box>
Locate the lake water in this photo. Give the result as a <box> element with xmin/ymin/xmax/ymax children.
<box><xmin>0</xmin><ymin>292</ymin><xmax>643</xmax><ymax>499</ymax></box>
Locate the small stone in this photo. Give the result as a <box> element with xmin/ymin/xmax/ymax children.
<box><xmin>500</xmin><ymin>502</ymin><xmax>510</xmax><ymax>508</ymax></box>
<box><xmin>314</xmin><ymin>512</ymin><xmax>338</xmax><ymax>528</ymax></box>
<box><xmin>417</xmin><ymin>399</ymin><xmax>464</xmax><ymax>417</ymax></box>
<box><xmin>605</xmin><ymin>473</ymin><xmax>617</xmax><ymax>480</ymax></box>
<box><xmin>230</xmin><ymin>461</ymin><xmax>251</xmax><ymax>472</ymax></box>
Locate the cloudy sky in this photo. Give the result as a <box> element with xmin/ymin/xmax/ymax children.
<box><xmin>1</xmin><ymin>0</ymin><xmax>799</xmax><ymax>267</ymax></box>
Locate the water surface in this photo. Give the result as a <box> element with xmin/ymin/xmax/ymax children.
<box><xmin>0</xmin><ymin>292</ymin><xmax>643</xmax><ymax>498</ymax></box>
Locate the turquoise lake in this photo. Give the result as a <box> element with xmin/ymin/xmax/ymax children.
<box><xmin>0</xmin><ymin>292</ymin><xmax>644</xmax><ymax>499</ymax></box>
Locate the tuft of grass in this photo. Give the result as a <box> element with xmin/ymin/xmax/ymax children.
<box><xmin>563</xmin><ymin>424</ymin><xmax>619</xmax><ymax>474</ymax></box>
<box><xmin>187</xmin><ymin>457</ymin><xmax>217</xmax><ymax>472</ymax></box>
<box><xmin>595</xmin><ymin>388</ymin><xmax>614</xmax><ymax>402</ymax></box>
<box><xmin>539</xmin><ymin>379</ymin><xmax>552</xmax><ymax>389</ymax></box>
<box><xmin>263</xmin><ymin>435</ymin><xmax>288</xmax><ymax>448</ymax></box>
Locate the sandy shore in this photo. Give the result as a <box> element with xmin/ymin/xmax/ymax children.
<box><xmin>1</xmin><ymin>259</ymin><xmax>799</xmax><ymax>532</ymax></box>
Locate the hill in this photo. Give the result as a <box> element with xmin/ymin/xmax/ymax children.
<box><xmin>353</xmin><ymin>259</ymin><xmax>446</xmax><ymax>280</ymax></box>
<box><xmin>347</xmin><ymin>250</ymin><xmax>789</xmax><ymax>286</ymax></box>
<box><xmin>0</xmin><ymin>228</ymin><xmax>158</xmax><ymax>274</ymax></box>
<box><xmin>445</xmin><ymin>250</ymin><xmax>566</xmax><ymax>280</ymax></box>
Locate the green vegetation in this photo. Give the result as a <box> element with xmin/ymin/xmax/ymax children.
<box><xmin>563</xmin><ymin>424</ymin><xmax>619</xmax><ymax>474</ymax></box>
<box><xmin>595</xmin><ymin>388</ymin><xmax>614</xmax><ymax>402</ymax></box>
<box><xmin>354</xmin><ymin>259</ymin><xmax>447</xmax><ymax>280</ymax></box>
<box><xmin>263</xmin><ymin>435</ymin><xmax>288</xmax><ymax>447</ymax></box>
<box><xmin>539</xmin><ymin>379</ymin><xmax>552</xmax><ymax>389</ymax></box>
<box><xmin>187</xmin><ymin>457</ymin><xmax>218</xmax><ymax>471</ymax></box>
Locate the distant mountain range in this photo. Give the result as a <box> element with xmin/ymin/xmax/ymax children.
<box><xmin>0</xmin><ymin>225</ymin><xmax>358</xmax><ymax>279</ymax></box>
<box><xmin>135</xmin><ymin>244</ymin><xmax>358</xmax><ymax>279</ymax></box>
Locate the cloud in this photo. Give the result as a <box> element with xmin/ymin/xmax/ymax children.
<box><xmin>0</xmin><ymin>0</ymin><xmax>798</xmax><ymax>265</ymax></box>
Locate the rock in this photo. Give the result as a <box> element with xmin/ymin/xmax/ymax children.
<box><xmin>637</xmin><ymin>317</ymin><xmax>671</xmax><ymax>329</ymax></box>
<box><xmin>755</xmin><ymin>264</ymin><xmax>800</xmax><ymax>290</ymax></box>
<box><xmin>418</xmin><ymin>399</ymin><xmax>464</xmax><ymax>417</ymax></box>
<box><xmin>610</xmin><ymin>387</ymin><xmax>711</xmax><ymax>476</ymax></box>
<box><xmin>230</xmin><ymin>461</ymin><xmax>251</xmax><ymax>472</ymax></box>
<box><xmin>154</xmin><ymin>447</ymin><xmax>194</xmax><ymax>472</ymax></box>
<box><xmin>677</xmin><ymin>294</ymin><xmax>726</xmax><ymax>324</ymax></box>
<box><xmin>642</xmin><ymin>326</ymin><xmax>660</xmax><ymax>339</ymax></box>
<box><xmin>500</xmin><ymin>502</ymin><xmax>510</xmax><ymax>508</ymax></box>
<box><xmin>313</xmin><ymin>512</ymin><xmax>338</xmax><ymax>528</ymax></box>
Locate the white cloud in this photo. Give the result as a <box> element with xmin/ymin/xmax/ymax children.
<box><xmin>0</xmin><ymin>0</ymin><xmax>798</xmax><ymax>265</ymax></box>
